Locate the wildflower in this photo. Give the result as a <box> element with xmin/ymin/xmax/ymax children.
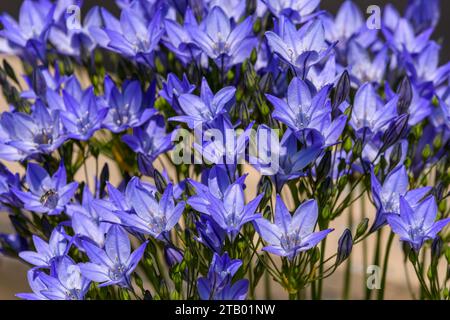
<box><xmin>387</xmin><ymin>196</ymin><xmax>450</xmax><ymax>251</ymax></box>
<box><xmin>198</xmin><ymin>252</ymin><xmax>249</xmax><ymax>300</ymax></box>
<box><xmin>79</xmin><ymin>225</ymin><xmax>147</xmax><ymax>288</ymax></box>
<box><xmin>254</xmin><ymin>196</ymin><xmax>333</xmax><ymax>259</ymax></box>
<box><xmin>13</xmin><ymin>162</ymin><xmax>78</xmax><ymax>215</ymax></box>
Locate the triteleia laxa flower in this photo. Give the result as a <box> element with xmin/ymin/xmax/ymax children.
<box><xmin>387</xmin><ymin>196</ymin><xmax>450</xmax><ymax>251</ymax></box>
<box><xmin>265</xmin><ymin>17</ymin><xmax>334</xmax><ymax>77</ymax></box>
<box><xmin>18</xmin><ymin>256</ymin><xmax>90</xmax><ymax>300</ymax></box>
<box><xmin>187</xmin><ymin>6</ymin><xmax>257</xmax><ymax>70</ymax></box>
<box><xmin>370</xmin><ymin>165</ymin><xmax>431</xmax><ymax>231</ymax></box>
<box><xmin>197</xmin><ymin>252</ymin><xmax>249</xmax><ymax>300</ymax></box>
<box><xmin>19</xmin><ymin>227</ymin><xmax>68</xmax><ymax>268</ymax></box>
<box><xmin>254</xmin><ymin>196</ymin><xmax>333</xmax><ymax>259</ymax></box>
<box><xmin>102</xmin><ymin>77</ymin><xmax>156</xmax><ymax>133</ymax></box>
<box><xmin>79</xmin><ymin>225</ymin><xmax>147</xmax><ymax>288</ymax></box>
<box><xmin>170</xmin><ymin>78</ymin><xmax>235</xmax><ymax>128</ymax></box>
<box><xmin>114</xmin><ymin>178</ymin><xmax>185</xmax><ymax>240</ymax></box>
<box><xmin>13</xmin><ymin>162</ymin><xmax>78</xmax><ymax>215</ymax></box>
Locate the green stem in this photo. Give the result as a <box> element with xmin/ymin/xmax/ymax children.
<box><xmin>377</xmin><ymin>231</ymin><xmax>394</xmax><ymax>300</ymax></box>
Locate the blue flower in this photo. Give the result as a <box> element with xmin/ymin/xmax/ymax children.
<box><xmin>160</xmin><ymin>73</ymin><xmax>196</xmax><ymax>114</ymax></box>
<box><xmin>13</xmin><ymin>162</ymin><xmax>78</xmax><ymax>215</ymax></box>
<box><xmin>254</xmin><ymin>196</ymin><xmax>333</xmax><ymax>259</ymax></box>
<box><xmin>350</xmin><ymin>82</ymin><xmax>398</xmax><ymax>139</ymax></box>
<box><xmin>387</xmin><ymin>196</ymin><xmax>450</xmax><ymax>252</ymax></box>
<box><xmin>114</xmin><ymin>178</ymin><xmax>185</xmax><ymax>240</ymax></box>
<box><xmin>262</xmin><ymin>0</ymin><xmax>321</xmax><ymax>23</ymax></box>
<box><xmin>202</xmin><ymin>181</ymin><xmax>263</xmax><ymax>240</ymax></box>
<box><xmin>267</xmin><ymin>77</ymin><xmax>345</xmax><ymax>146</ymax></box>
<box><xmin>79</xmin><ymin>225</ymin><xmax>147</xmax><ymax>288</ymax></box>
<box><xmin>370</xmin><ymin>165</ymin><xmax>431</xmax><ymax>231</ymax></box>
<box><xmin>0</xmin><ymin>0</ymin><xmax>55</xmax><ymax>62</ymax></box>
<box><xmin>194</xmin><ymin>215</ymin><xmax>226</xmax><ymax>253</ymax></box>
<box><xmin>98</xmin><ymin>7</ymin><xmax>164</xmax><ymax>65</ymax></box>
<box><xmin>61</xmin><ymin>87</ymin><xmax>108</xmax><ymax>141</ymax></box>
<box><xmin>265</xmin><ymin>17</ymin><xmax>334</xmax><ymax>77</ymax></box>
<box><xmin>250</xmin><ymin>127</ymin><xmax>323</xmax><ymax>192</ymax></box>
<box><xmin>162</xmin><ymin>8</ymin><xmax>202</xmax><ymax>65</ymax></box>
<box><xmin>122</xmin><ymin>115</ymin><xmax>173</xmax><ymax>174</ymax></box>
<box><xmin>66</xmin><ymin>186</ymin><xmax>119</xmax><ymax>247</ymax></box>
<box><xmin>170</xmin><ymin>78</ymin><xmax>235</xmax><ymax>128</ymax></box>
<box><xmin>19</xmin><ymin>227</ymin><xmax>68</xmax><ymax>268</ymax></box>
<box><xmin>198</xmin><ymin>252</ymin><xmax>249</xmax><ymax>300</ymax></box>
<box><xmin>187</xmin><ymin>6</ymin><xmax>257</xmax><ymax>70</ymax></box>
<box><xmin>102</xmin><ymin>77</ymin><xmax>156</xmax><ymax>133</ymax></box>
<box><xmin>18</xmin><ymin>256</ymin><xmax>91</xmax><ymax>300</ymax></box>
<box><xmin>0</xmin><ymin>101</ymin><xmax>67</xmax><ymax>161</ymax></box>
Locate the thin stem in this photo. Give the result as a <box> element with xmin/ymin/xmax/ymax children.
<box><xmin>377</xmin><ymin>231</ymin><xmax>394</xmax><ymax>300</ymax></box>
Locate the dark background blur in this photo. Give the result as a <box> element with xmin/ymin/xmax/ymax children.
<box><xmin>0</xmin><ymin>0</ymin><xmax>448</xmax><ymax>58</ymax></box>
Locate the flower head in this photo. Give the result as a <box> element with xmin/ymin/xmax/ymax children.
<box><xmin>387</xmin><ymin>196</ymin><xmax>450</xmax><ymax>251</ymax></box>
<box><xmin>13</xmin><ymin>162</ymin><xmax>78</xmax><ymax>215</ymax></box>
<box><xmin>79</xmin><ymin>225</ymin><xmax>147</xmax><ymax>288</ymax></box>
<box><xmin>254</xmin><ymin>196</ymin><xmax>333</xmax><ymax>259</ymax></box>
<box><xmin>198</xmin><ymin>252</ymin><xmax>249</xmax><ymax>300</ymax></box>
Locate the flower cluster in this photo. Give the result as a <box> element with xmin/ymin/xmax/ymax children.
<box><xmin>0</xmin><ymin>0</ymin><xmax>448</xmax><ymax>300</ymax></box>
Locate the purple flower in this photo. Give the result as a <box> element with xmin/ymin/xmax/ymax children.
<box><xmin>347</xmin><ymin>42</ymin><xmax>388</xmax><ymax>85</ymax></box>
<box><xmin>194</xmin><ymin>215</ymin><xmax>226</xmax><ymax>253</ymax></box>
<box><xmin>197</xmin><ymin>252</ymin><xmax>249</xmax><ymax>300</ymax></box>
<box><xmin>383</xmin><ymin>17</ymin><xmax>433</xmax><ymax>55</ymax></box>
<box><xmin>66</xmin><ymin>186</ymin><xmax>119</xmax><ymax>247</ymax></box>
<box><xmin>250</xmin><ymin>126</ymin><xmax>323</xmax><ymax>192</ymax></box>
<box><xmin>350</xmin><ymin>83</ymin><xmax>398</xmax><ymax>139</ymax></box>
<box><xmin>404</xmin><ymin>41</ymin><xmax>450</xmax><ymax>90</ymax></box>
<box><xmin>170</xmin><ymin>78</ymin><xmax>235</xmax><ymax>128</ymax></box>
<box><xmin>102</xmin><ymin>77</ymin><xmax>156</xmax><ymax>133</ymax></box>
<box><xmin>254</xmin><ymin>196</ymin><xmax>333</xmax><ymax>259</ymax></box>
<box><xmin>0</xmin><ymin>101</ymin><xmax>66</xmax><ymax>161</ymax></box>
<box><xmin>114</xmin><ymin>178</ymin><xmax>185</xmax><ymax>240</ymax></box>
<box><xmin>207</xmin><ymin>0</ymin><xmax>247</xmax><ymax>22</ymax></box>
<box><xmin>19</xmin><ymin>227</ymin><xmax>68</xmax><ymax>268</ymax></box>
<box><xmin>267</xmin><ymin>78</ymin><xmax>345</xmax><ymax>146</ymax></box>
<box><xmin>49</xmin><ymin>5</ymin><xmax>102</xmax><ymax>57</ymax></box>
<box><xmin>13</xmin><ymin>162</ymin><xmax>78</xmax><ymax>215</ymax></box>
<box><xmin>0</xmin><ymin>163</ymin><xmax>21</xmax><ymax>206</ymax></box>
<box><xmin>265</xmin><ymin>17</ymin><xmax>334</xmax><ymax>77</ymax></box>
<box><xmin>122</xmin><ymin>115</ymin><xmax>173</xmax><ymax>173</ymax></box>
<box><xmin>18</xmin><ymin>256</ymin><xmax>91</xmax><ymax>300</ymax></box>
<box><xmin>61</xmin><ymin>87</ymin><xmax>108</xmax><ymax>141</ymax></box>
<box><xmin>262</xmin><ymin>0</ymin><xmax>321</xmax><ymax>23</ymax></box>
<box><xmin>162</xmin><ymin>8</ymin><xmax>202</xmax><ymax>65</ymax></box>
<box><xmin>160</xmin><ymin>73</ymin><xmax>196</xmax><ymax>114</ymax></box>
<box><xmin>202</xmin><ymin>181</ymin><xmax>263</xmax><ymax>240</ymax></box>
<box><xmin>387</xmin><ymin>196</ymin><xmax>450</xmax><ymax>251</ymax></box>
<box><xmin>370</xmin><ymin>165</ymin><xmax>431</xmax><ymax>231</ymax></box>
<box><xmin>97</xmin><ymin>7</ymin><xmax>164</xmax><ymax>65</ymax></box>
<box><xmin>405</xmin><ymin>0</ymin><xmax>440</xmax><ymax>32</ymax></box>
<box><xmin>79</xmin><ymin>225</ymin><xmax>147</xmax><ymax>288</ymax></box>
<box><xmin>187</xmin><ymin>6</ymin><xmax>257</xmax><ymax>70</ymax></box>
<box><xmin>0</xmin><ymin>0</ymin><xmax>55</xmax><ymax>61</ymax></box>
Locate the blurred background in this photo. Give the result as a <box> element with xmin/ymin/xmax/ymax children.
<box><xmin>0</xmin><ymin>0</ymin><xmax>448</xmax><ymax>299</ymax></box>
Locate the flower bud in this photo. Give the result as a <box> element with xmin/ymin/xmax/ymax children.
<box><xmin>431</xmin><ymin>236</ymin><xmax>442</xmax><ymax>267</ymax></box>
<box><xmin>336</xmin><ymin>229</ymin><xmax>353</xmax><ymax>266</ymax></box>
<box><xmin>396</xmin><ymin>76</ymin><xmax>412</xmax><ymax>115</ymax></box>
<box><xmin>164</xmin><ymin>247</ymin><xmax>184</xmax><ymax>268</ymax></box>
<box><xmin>153</xmin><ymin>169</ymin><xmax>167</xmax><ymax>195</ymax></box>
<box><xmin>316</xmin><ymin>150</ymin><xmax>332</xmax><ymax>182</ymax></box>
<box><xmin>381</xmin><ymin>114</ymin><xmax>409</xmax><ymax>152</ymax></box>
<box><xmin>332</xmin><ymin>70</ymin><xmax>350</xmax><ymax>112</ymax></box>
<box><xmin>355</xmin><ymin>218</ymin><xmax>369</xmax><ymax>239</ymax></box>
